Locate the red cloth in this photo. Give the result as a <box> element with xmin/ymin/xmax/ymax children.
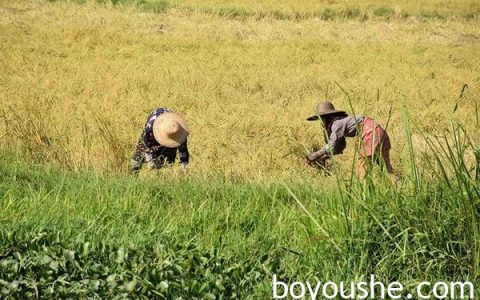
<box><xmin>359</xmin><ymin>118</ymin><xmax>391</xmax><ymax>158</ymax></box>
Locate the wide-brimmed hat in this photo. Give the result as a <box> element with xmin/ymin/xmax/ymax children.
<box><xmin>306</xmin><ymin>101</ymin><xmax>346</xmax><ymax>121</ymax></box>
<box><xmin>153</xmin><ymin>112</ymin><xmax>189</xmax><ymax>148</ymax></box>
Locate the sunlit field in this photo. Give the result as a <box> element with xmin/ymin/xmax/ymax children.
<box><xmin>1</xmin><ymin>0</ymin><xmax>479</xmax><ymax>298</ymax></box>
<box><xmin>1</xmin><ymin>0</ymin><xmax>479</xmax><ymax>179</ymax></box>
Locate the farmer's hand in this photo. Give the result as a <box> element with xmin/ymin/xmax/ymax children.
<box><xmin>307</xmin><ymin>151</ymin><xmax>320</xmax><ymax>162</ymax></box>
<box><xmin>305</xmin><ymin>148</ymin><xmax>331</xmax><ymax>169</ymax></box>
<box><xmin>305</xmin><ymin>156</ymin><xmax>325</xmax><ymax>168</ymax></box>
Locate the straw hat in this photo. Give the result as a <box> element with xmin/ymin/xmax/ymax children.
<box><xmin>306</xmin><ymin>101</ymin><xmax>346</xmax><ymax>121</ymax></box>
<box><xmin>153</xmin><ymin>112</ymin><xmax>189</xmax><ymax>148</ymax></box>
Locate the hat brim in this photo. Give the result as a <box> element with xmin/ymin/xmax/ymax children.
<box><xmin>306</xmin><ymin>115</ymin><xmax>320</xmax><ymax>121</ymax></box>
<box><xmin>306</xmin><ymin>110</ymin><xmax>346</xmax><ymax>121</ymax></box>
<box><xmin>155</xmin><ymin>130</ymin><xmax>188</xmax><ymax>148</ymax></box>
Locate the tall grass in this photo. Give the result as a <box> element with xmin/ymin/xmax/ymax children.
<box><xmin>0</xmin><ymin>118</ymin><xmax>479</xmax><ymax>297</ymax></box>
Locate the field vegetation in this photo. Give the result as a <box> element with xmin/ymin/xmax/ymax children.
<box><xmin>1</xmin><ymin>0</ymin><xmax>479</xmax><ymax>298</ymax></box>
<box><xmin>1</xmin><ymin>0</ymin><xmax>480</xmax><ymax>179</ymax></box>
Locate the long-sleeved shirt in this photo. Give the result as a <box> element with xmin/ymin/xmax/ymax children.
<box><xmin>322</xmin><ymin>115</ymin><xmax>364</xmax><ymax>155</ymax></box>
<box><xmin>131</xmin><ymin>108</ymin><xmax>189</xmax><ymax>173</ymax></box>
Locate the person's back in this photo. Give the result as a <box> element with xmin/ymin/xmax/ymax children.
<box><xmin>324</xmin><ymin>115</ymin><xmax>364</xmax><ymax>155</ymax></box>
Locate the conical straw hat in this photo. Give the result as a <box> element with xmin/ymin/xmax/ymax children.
<box><xmin>153</xmin><ymin>112</ymin><xmax>189</xmax><ymax>148</ymax></box>
<box><xmin>306</xmin><ymin>101</ymin><xmax>346</xmax><ymax>121</ymax></box>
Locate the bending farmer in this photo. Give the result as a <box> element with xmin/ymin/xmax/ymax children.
<box><xmin>131</xmin><ymin>108</ymin><xmax>189</xmax><ymax>174</ymax></box>
<box><xmin>306</xmin><ymin>101</ymin><xmax>394</xmax><ymax>179</ymax></box>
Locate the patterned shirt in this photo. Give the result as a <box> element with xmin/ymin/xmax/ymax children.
<box><xmin>131</xmin><ymin>108</ymin><xmax>189</xmax><ymax>173</ymax></box>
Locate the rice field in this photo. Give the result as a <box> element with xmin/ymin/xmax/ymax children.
<box><xmin>0</xmin><ymin>0</ymin><xmax>479</xmax><ymax>298</ymax></box>
<box><xmin>1</xmin><ymin>0</ymin><xmax>479</xmax><ymax>180</ymax></box>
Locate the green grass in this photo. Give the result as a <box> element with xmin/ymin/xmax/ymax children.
<box><xmin>1</xmin><ymin>128</ymin><xmax>479</xmax><ymax>298</ymax></box>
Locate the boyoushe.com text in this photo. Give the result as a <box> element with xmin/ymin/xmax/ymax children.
<box><xmin>273</xmin><ymin>274</ymin><xmax>475</xmax><ymax>299</ymax></box>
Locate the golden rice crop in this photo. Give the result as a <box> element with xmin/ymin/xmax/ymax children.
<box><xmin>1</xmin><ymin>0</ymin><xmax>479</xmax><ymax>181</ymax></box>
<box><xmin>176</xmin><ymin>0</ymin><xmax>480</xmax><ymax>20</ymax></box>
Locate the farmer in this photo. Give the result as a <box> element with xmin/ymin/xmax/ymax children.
<box><xmin>306</xmin><ymin>101</ymin><xmax>394</xmax><ymax>179</ymax></box>
<box><xmin>131</xmin><ymin>108</ymin><xmax>189</xmax><ymax>174</ymax></box>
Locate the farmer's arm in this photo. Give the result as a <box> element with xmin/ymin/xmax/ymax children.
<box><xmin>178</xmin><ymin>139</ymin><xmax>189</xmax><ymax>170</ymax></box>
<box><xmin>131</xmin><ymin>110</ymin><xmax>162</xmax><ymax>174</ymax></box>
<box><xmin>131</xmin><ymin>138</ymin><xmax>146</xmax><ymax>175</ymax></box>
<box><xmin>308</xmin><ymin>123</ymin><xmax>347</xmax><ymax>161</ymax></box>
<box><xmin>307</xmin><ymin>138</ymin><xmax>346</xmax><ymax>161</ymax></box>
